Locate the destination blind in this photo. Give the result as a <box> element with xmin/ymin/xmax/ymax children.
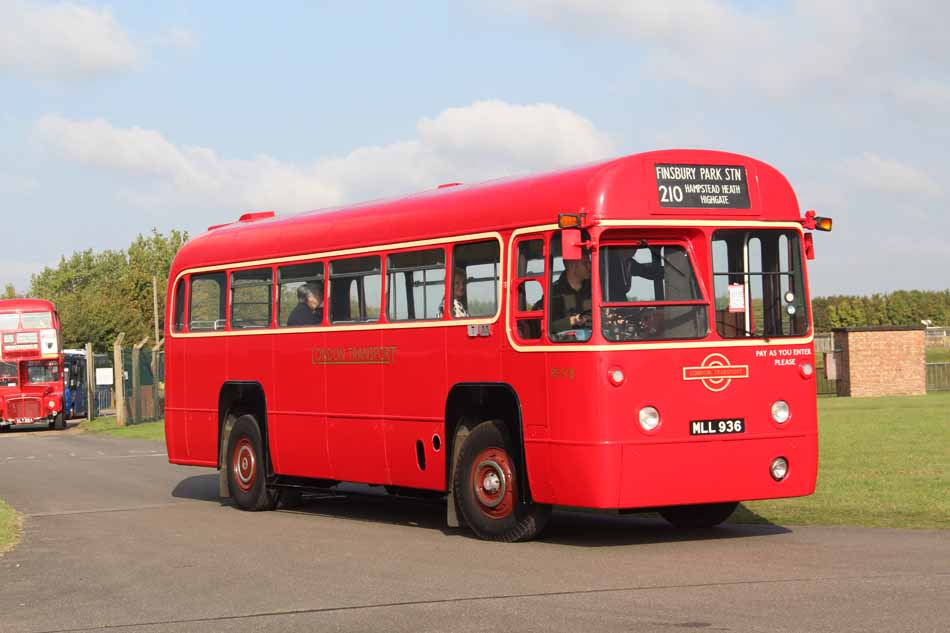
<box><xmin>655</xmin><ymin>163</ymin><xmax>751</xmax><ymax>209</ymax></box>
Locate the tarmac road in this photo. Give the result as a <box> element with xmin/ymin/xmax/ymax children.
<box><xmin>1</xmin><ymin>426</ymin><xmax>948</xmax><ymax>633</ymax></box>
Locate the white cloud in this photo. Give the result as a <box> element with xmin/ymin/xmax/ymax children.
<box><xmin>34</xmin><ymin>100</ymin><xmax>614</xmax><ymax>216</ymax></box>
<box><xmin>508</xmin><ymin>0</ymin><xmax>950</xmax><ymax>100</ymax></box>
<box><xmin>0</xmin><ymin>1</ymin><xmax>139</xmax><ymax>78</ymax></box>
<box><xmin>839</xmin><ymin>153</ymin><xmax>942</xmax><ymax>199</ymax></box>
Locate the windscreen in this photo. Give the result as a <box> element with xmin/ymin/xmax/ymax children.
<box><xmin>0</xmin><ymin>314</ymin><xmax>19</xmax><ymax>330</ymax></box>
<box><xmin>599</xmin><ymin>243</ymin><xmax>708</xmax><ymax>341</ymax></box>
<box><xmin>25</xmin><ymin>360</ymin><xmax>59</xmax><ymax>384</ymax></box>
<box><xmin>20</xmin><ymin>312</ymin><xmax>52</xmax><ymax>329</ymax></box>
<box><xmin>711</xmin><ymin>230</ymin><xmax>808</xmax><ymax>338</ymax></box>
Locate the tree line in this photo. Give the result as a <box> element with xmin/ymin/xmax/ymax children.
<box><xmin>811</xmin><ymin>291</ymin><xmax>950</xmax><ymax>332</ymax></box>
<box><xmin>3</xmin><ymin>230</ymin><xmax>187</xmax><ymax>351</ymax></box>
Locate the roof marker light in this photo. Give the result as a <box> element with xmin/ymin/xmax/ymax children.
<box><xmin>558</xmin><ymin>213</ymin><xmax>582</xmax><ymax>229</ymax></box>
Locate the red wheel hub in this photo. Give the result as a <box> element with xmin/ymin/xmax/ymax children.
<box><xmin>470</xmin><ymin>447</ymin><xmax>515</xmax><ymax>519</ymax></box>
<box><xmin>232</xmin><ymin>437</ymin><xmax>257</xmax><ymax>493</ymax></box>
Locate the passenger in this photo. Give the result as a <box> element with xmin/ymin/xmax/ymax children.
<box><xmin>549</xmin><ymin>254</ymin><xmax>592</xmax><ymax>334</ymax></box>
<box><xmin>438</xmin><ymin>267</ymin><xmax>470</xmax><ymax>318</ymax></box>
<box><xmin>286</xmin><ymin>282</ymin><xmax>323</xmax><ymax>326</ymax></box>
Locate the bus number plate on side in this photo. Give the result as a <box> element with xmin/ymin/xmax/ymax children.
<box><xmin>690</xmin><ymin>418</ymin><xmax>745</xmax><ymax>436</ymax></box>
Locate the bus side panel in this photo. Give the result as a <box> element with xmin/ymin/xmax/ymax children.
<box><xmin>444</xmin><ymin>324</ymin><xmax>503</xmax><ymax>422</ymax></box>
<box><xmin>543</xmin><ymin>353</ymin><xmax>620</xmax><ymax>506</ymax></box>
<box><xmin>325</xmin><ymin>329</ymin><xmax>390</xmax><ymax>484</ymax></box>
<box><xmin>381</xmin><ymin>327</ymin><xmax>447</xmax><ymax>490</ymax></box>
<box><xmin>227</xmin><ymin>332</ymin><xmax>276</xmax><ymax>460</ymax></box>
<box><xmin>165</xmin><ymin>338</ymin><xmax>189</xmax><ymax>463</ymax></box>
<box><xmin>183</xmin><ymin>337</ymin><xmax>225</xmax><ymax>466</ymax></box>
<box><xmin>501</xmin><ymin>347</ymin><xmax>555</xmax><ymax>502</ymax></box>
<box><xmin>271</xmin><ymin>331</ymin><xmax>332</xmax><ymax>478</ymax></box>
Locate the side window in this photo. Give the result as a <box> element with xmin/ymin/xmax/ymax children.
<box><xmin>278</xmin><ymin>262</ymin><xmax>325</xmax><ymax>327</ymax></box>
<box><xmin>548</xmin><ymin>232</ymin><xmax>592</xmax><ymax>343</ymax></box>
<box><xmin>329</xmin><ymin>256</ymin><xmax>381</xmax><ymax>323</ymax></box>
<box><xmin>387</xmin><ymin>249</ymin><xmax>445</xmax><ymax>321</ymax></box>
<box><xmin>231</xmin><ymin>268</ymin><xmax>273</xmax><ymax>329</ymax></box>
<box><xmin>513</xmin><ymin>238</ymin><xmax>544</xmax><ymax>341</ymax></box>
<box><xmin>452</xmin><ymin>240</ymin><xmax>500</xmax><ymax>318</ymax></box>
<box><xmin>189</xmin><ymin>272</ymin><xmax>227</xmax><ymax>331</ymax></box>
<box><xmin>173</xmin><ymin>278</ymin><xmax>186</xmax><ymax>332</ymax></box>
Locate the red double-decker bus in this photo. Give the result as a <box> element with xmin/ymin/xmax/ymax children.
<box><xmin>0</xmin><ymin>298</ymin><xmax>67</xmax><ymax>430</ymax></box>
<box><xmin>165</xmin><ymin>149</ymin><xmax>832</xmax><ymax>541</ymax></box>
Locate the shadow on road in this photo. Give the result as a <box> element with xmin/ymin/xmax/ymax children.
<box><xmin>170</xmin><ymin>474</ymin><xmax>790</xmax><ymax>546</ymax></box>
<box><xmin>171</xmin><ymin>474</ymin><xmax>222</xmax><ymax>502</ymax></box>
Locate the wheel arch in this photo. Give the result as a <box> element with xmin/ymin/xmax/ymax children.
<box><xmin>217</xmin><ymin>381</ymin><xmax>270</xmax><ymax>471</ymax></box>
<box><xmin>443</xmin><ymin>382</ymin><xmax>532</xmax><ymax>504</ymax></box>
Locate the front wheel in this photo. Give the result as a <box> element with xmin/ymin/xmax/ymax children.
<box><xmin>453</xmin><ymin>420</ymin><xmax>550</xmax><ymax>542</ymax></box>
<box><xmin>54</xmin><ymin>412</ymin><xmax>66</xmax><ymax>430</ymax></box>
<box><xmin>659</xmin><ymin>502</ymin><xmax>738</xmax><ymax>528</ymax></box>
<box><xmin>226</xmin><ymin>414</ymin><xmax>277</xmax><ymax>511</ymax></box>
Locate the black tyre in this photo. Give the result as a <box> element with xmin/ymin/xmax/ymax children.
<box><xmin>54</xmin><ymin>411</ymin><xmax>66</xmax><ymax>430</ymax></box>
<box><xmin>453</xmin><ymin>420</ymin><xmax>550</xmax><ymax>542</ymax></box>
<box><xmin>226</xmin><ymin>414</ymin><xmax>277</xmax><ymax>511</ymax></box>
<box><xmin>659</xmin><ymin>502</ymin><xmax>738</xmax><ymax>528</ymax></box>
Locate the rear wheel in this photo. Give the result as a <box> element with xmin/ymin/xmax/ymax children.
<box><xmin>659</xmin><ymin>502</ymin><xmax>738</xmax><ymax>528</ymax></box>
<box><xmin>226</xmin><ymin>414</ymin><xmax>277</xmax><ymax>511</ymax></box>
<box><xmin>453</xmin><ymin>420</ymin><xmax>550</xmax><ymax>542</ymax></box>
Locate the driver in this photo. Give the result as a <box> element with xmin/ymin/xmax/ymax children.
<box><xmin>549</xmin><ymin>254</ymin><xmax>592</xmax><ymax>334</ymax></box>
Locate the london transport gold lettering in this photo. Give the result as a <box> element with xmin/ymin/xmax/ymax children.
<box><xmin>311</xmin><ymin>346</ymin><xmax>397</xmax><ymax>365</ymax></box>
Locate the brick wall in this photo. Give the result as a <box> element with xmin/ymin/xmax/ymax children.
<box><xmin>833</xmin><ymin>327</ymin><xmax>926</xmax><ymax>397</ymax></box>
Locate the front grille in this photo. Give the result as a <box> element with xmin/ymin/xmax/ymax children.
<box><xmin>8</xmin><ymin>398</ymin><xmax>42</xmax><ymax>419</ymax></box>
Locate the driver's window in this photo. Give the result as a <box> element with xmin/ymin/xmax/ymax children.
<box><xmin>547</xmin><ymin>231</ymin><xmax>592</xmax><ymax>343</ymax></box>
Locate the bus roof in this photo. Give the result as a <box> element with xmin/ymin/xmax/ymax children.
<box><xmin>172</xmin><ymin>149</ymin><xmax>801</xmax><ymax>273</ymax></box>
<box><xmin>0</xmin><ymin>298</ymin><xmax>56</xmax><ymax>314</ymax></box>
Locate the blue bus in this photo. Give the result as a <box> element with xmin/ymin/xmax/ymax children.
<box><xmin>63</xmin><ymin>350</ymin><xmax>88</xmax><ymax>419</ymax></box>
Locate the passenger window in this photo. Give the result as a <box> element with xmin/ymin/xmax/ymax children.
<box><xmin>329</xmin><ymin>256</ymin><xmax>381</xmax><ymax>323</ymax></box>
<box><xmin>452</xmin><ymin>240</ymin><xmax>500</xmax><ymax>318</ymax></box>
<box><xmin>189</xmin><ymin>272</ymin><xmax>227</xmax><ymax>331</ymax></box>
<box><xmin>231</xmin><ymin>268</ymin><xmax>273</xmax><ymax>329</ymax></box>
<box><xmin>278</xmin><ymin>262</ymin><xmax>325</xmax><ymax>327</ymax></box>
<box><xmin>173</xmin><ymin>278</ymin><xmax>186</xmax><ymax>332</ymax></box>
<box><xmin>387</xmin><ymin>249</ymin><xmax>445</xmax><ymax>321</ymax></box>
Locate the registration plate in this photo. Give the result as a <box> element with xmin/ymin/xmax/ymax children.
<box><xmin>690</xmin><ymin>418</ymin><xmax>745</xmax><ymax>436</ymax></box>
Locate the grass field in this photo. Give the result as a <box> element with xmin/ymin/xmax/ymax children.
<box><xmin>735</xmin><ymin>391</ymin><xmax>950</xmax><ymax>529</ymax></box>
<box><xmin>0</xmin><ymin>498</ymin><xmax>19</xmax><ymax>554</ymax></box>
<box><xmin>80</xmin><ymin>416</ymin><xmax>165</xmax><ymax>441</ymax></box>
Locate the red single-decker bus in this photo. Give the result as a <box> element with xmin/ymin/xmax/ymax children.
<box><xmin>165</xmin><ymin>149</ymin><xmax>832</xmax><ymax>541</ymax></box>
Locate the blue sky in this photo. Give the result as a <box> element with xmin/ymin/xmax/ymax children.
<box><xmin>2</xmin><ymin>0</ymin><xmax>948</xmax><ymax>297</ymax></box>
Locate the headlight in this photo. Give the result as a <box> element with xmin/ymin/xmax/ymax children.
<box><xmin>770</xmin><ymin>457</ymin><xmax>789</xmax><ymax>481</ymax></box>
<box><xmin>771</xmin><ymin>400</ymin><xmax>790</xmax><ymax>424</ymax></box>
<box><xmin>48</xmin><ymin>400</ymin><xmax>56</xmax><ymax>409</ymax></box>
<box><xmin>638</xmin><ymin>406</ymin><xmax>660</xmax><ymax>432</ymax></box>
